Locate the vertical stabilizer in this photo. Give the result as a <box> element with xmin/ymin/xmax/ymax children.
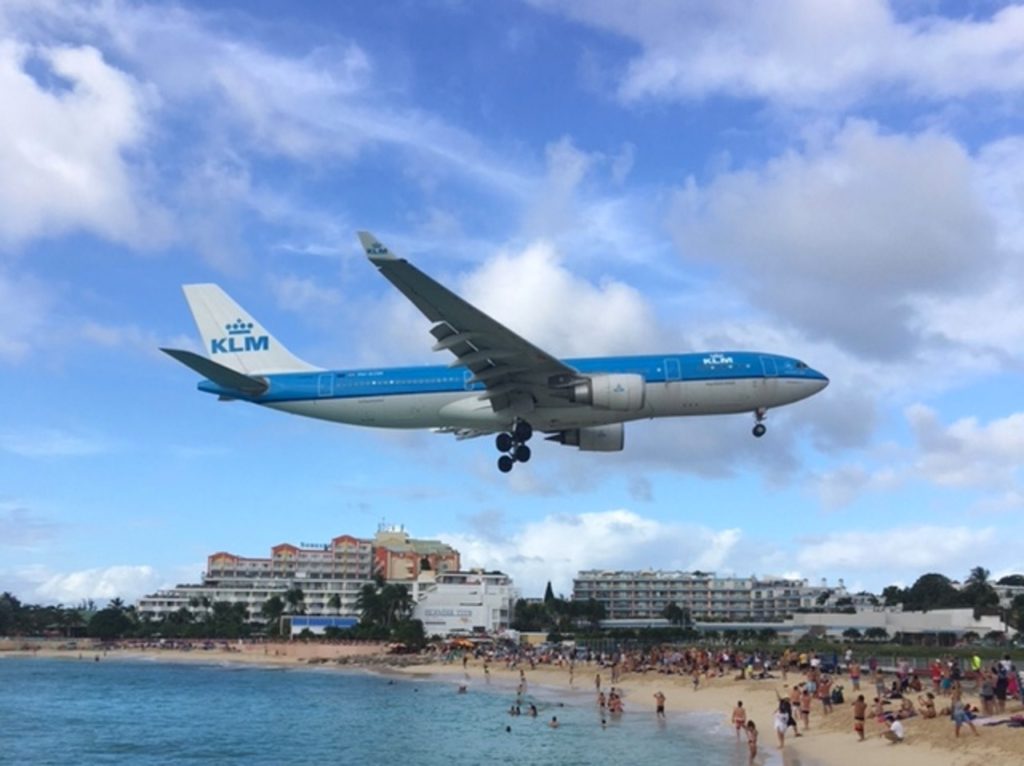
<box><xmin>181</xmin><ymin>284</ymin><xmax>318</xmax><ymax>374</ymax></box>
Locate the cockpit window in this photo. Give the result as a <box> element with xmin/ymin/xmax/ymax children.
<box><xmin>795</xmin><ymin>361</ymin><xmax>808</xmax><ymax>369</ymax></box>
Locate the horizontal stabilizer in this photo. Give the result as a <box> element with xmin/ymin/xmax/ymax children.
<box><xmin>161</xmin><ymin>348</ymin><xmax>268</xmax><ymax>397</ymax></box>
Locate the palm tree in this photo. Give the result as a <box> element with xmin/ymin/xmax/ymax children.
<box><xmin>380</xmin><ymin>584</ymin><xmax>413</xmax><ymax>628</ymax></box>
<box><xmin>261</xmin><ymin>595</ymin><xmax>285</xmax><ymax>636</ymax></box>
<box><xmin>284</xmin><ymin>587</ymin><xmax>305</xmax><ymax>615</ymax></box>
<box><xmin>355</xmin><ymin>583</ymin><xmax>383</xmax><ymax>626</ymax></box>
<box><xmin>108</xmin><ymin>597</ymin><xmax>126</xmax><ymax>612</ymax></box>
<box><xmin>327</xmin><ymin>594</ymin><xmax>341</xmax><ymax>615</ymax></box>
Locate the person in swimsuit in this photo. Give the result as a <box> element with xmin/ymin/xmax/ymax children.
<box><xmin>746</xmin><ymin>721</ymin><xmax>758</xmax><ymax>763</ymax></box>
<box><xmin>732</xmin><ymin>700</ymin><xmax>747</xmax><ymax>740</ymax></box>
<box><xmin>654</xmin><ymin>691</ymin><xmax>666</xmax><ymax>719</ymax></box>
<box><xmin>852</xmin><ymin>694</ymin><xmax>867</xmax><ymax>741</ymax></box>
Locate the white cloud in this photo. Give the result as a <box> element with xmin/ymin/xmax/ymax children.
<box><xmin>906</xmin><ymin>404</ymin><xmax>1024</xmax><ymax>491</ymax></box>
<box><xmin>268</xmin><ymin>274</ymin><xmax>342</xmax><ymax>313</ymax></box>
<box><xmin>0</xmin><ymin>504</ymin><xmax>58</xmax><ymax>548</ymax></box>
<box><xmin>440</xmin><ymin>509</ymin><xmax>741</xmax><ymax>595</ymax></box>
<box><xmin>460</xmin><ymin>241</ymin><xmax>660</xmax><ymax>357</ymax></box>
<box><xmin>796</xmin><ymin>525</ymin><xmax>995</xmax><ymax>572</ymax></box>
<box><xmin>669</xmin><ymin>120</ymin><xmax>997</xmax><ymax>359</ymax></box>
<box><xmin>0</xmin><ymin>39</ymin><xmax>168</xmax><ymax>249</ymax></box>
<box><xmin>0</xmin><ymin>427</ymin><xmax>110</xmax><ymax>457</ymax></box>
<box><xmin>533</xmin><ymin>0</ymin><xmax>1024</xmax><ymax>107</ymax></box>
<box><xmin>29</xmin><ymin>564</ymin><xmax>161</xmax><ymax>604</ymax></box>
<box><xmin>0</xmin><ymin>268</ymin><xmax>51</xmax><ymax>361</ymax></box>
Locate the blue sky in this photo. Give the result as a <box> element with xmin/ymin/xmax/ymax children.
<box><xmin>2</xmin><ymin>0</ymin><xmax>1023</xmax><ymax>604</ymax></box>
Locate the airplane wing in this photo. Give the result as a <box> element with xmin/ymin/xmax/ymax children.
<box><xmin>358</xmin><ymin>231</ymin><xmax>579</xmax><ymax>414</ymax></box>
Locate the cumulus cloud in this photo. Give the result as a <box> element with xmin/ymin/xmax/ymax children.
<box><xmin>30</xmin><ymin>564</ymin><xmax>161</xmax><ymax>604</ymax></box>
<box><xmin>460</xmin><ymin>241</ymin><xmax>660</xmax><ymax>356</ymax></box>
<box><xmin>796</xmin><ymin>525</ymin><xmax>995</xmax><ymax>573</ymax></box>
<box><xmin>906</xmin><ymin>404</ymin><xmax>1024</xmax><ymax>491</ymax></box>
<box><xmin>533</xmin><ymin>0</ymin><xmax>1024</xmax><ymax>107</ymax></box>
<box><xmin>669</xmin><ymin>120</ymin><xmax>997</xmax><ymax>359</ymax></box>
<box><xmin>0</xmin><ymin>39</ymin><xmax>168</xmax><ymax>249</ymax></box>
<box><xmin>439</xmin><ymin>509</ymin><xmax>742</xmax><ymax>595</ymax></box>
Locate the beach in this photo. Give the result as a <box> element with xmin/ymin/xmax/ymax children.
<box><xmin>389</xmin><ymin>656</ymin><xmax>1024</xmax><ymax>766</ymax></box>
<box><xmin>5</xmin><ymin>640</ymin><xmax>1023</xmax><ymax>766</ymax></box>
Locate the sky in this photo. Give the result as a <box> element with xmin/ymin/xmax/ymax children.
<box><xmin>1</xmin><ymin>0</ymin><xmax>1023</xmax><ymax>606</ymax></box>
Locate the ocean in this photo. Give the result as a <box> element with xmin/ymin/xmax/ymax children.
<box><xmin>1</xmin><ymin>657</ymin><xmax>759</xmax><ymax>765</ymax></box>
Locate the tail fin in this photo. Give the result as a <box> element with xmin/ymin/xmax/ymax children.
<box><xmin>181</xmin><ymin>284</ymin><xmax>318</xmax><ymax>374</ymax></box>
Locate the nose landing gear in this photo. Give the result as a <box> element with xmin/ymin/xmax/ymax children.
<box><xmin>496</xmin><ymin>421</ymin><xmax>534</xmax><ymax>472</ymax></box>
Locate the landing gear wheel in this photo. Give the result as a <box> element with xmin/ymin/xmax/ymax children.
<box><xmin>497</xmin><ymin>455</ymin><xmax>514</xmax><ymax>473</ymax></box>
<box><xmin>514</xmin><ymin>444</ymin><xmax>532</xmax><ymax>463</ymax></box>
<box><xmin>752</xmin><ymin>423</ymin><xmax>766</xmax><ymax>438</ymax></box>
<box><xmin>513</xmin><ymin>421</ymin><xmax>533</xmax><ymax>442</ymax></box>
<box><xmin>495</xmin><ymin>433</ymin><xmax>514</xmax><ymax>452</ymax></box>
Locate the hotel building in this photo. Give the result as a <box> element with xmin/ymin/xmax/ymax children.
<box><xmin>136</xmin><ymin>525</ymin><xmax>461</xmax><ymax>623</ymax></box>
<box><xmin>411</xmin><ymin>570</ymin><xmax>518</xmax><ymax>636</ymax></box>
<box><xmin>573</xmin><ymin>570</ymin><xmax>843</xmax><ymax>623</ymax></box>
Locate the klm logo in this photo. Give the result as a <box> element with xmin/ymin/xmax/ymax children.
<box><xmin>367</xmin><ymin>243</ymin><xmax>388</xmax><ymax>256</ymax></box>
<box><xmin>211</xmin><ymin>319</ymin><xmax>270</xmax><ymax>354</ymax></box>
<box><xmin>702</xmin><ymin>353</ymin><xmax>734</xmax><ymax>366</ymax></box>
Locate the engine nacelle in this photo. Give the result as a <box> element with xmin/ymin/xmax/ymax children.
<box><xmin>551</xmin><ymin>423</ymin><xmax>624</xmax><ymax>452</ymax></box>
<box><xmin>571</xmin><ymin>374</ymin><xmax>646</xmax><ymax>411</ymax></box>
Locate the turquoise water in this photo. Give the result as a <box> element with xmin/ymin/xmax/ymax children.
<box><xmin>1</xmin><ymin>657</ymin><xmax>754</xmax><ymax>765</ymax></box>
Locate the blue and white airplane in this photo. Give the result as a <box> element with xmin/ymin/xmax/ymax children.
<box><xmin>163</xmin><ymin>232</ymin><xmax>828</xmax><ymax>472</ymax></box>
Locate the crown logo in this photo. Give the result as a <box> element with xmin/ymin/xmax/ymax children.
<box><xmin>226</xmin><ymin>319</ymin><xmax>254</xmax><ymax>335</ymax></box>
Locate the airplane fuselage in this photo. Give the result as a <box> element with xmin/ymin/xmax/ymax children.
<box><xmin>197</xmin><ymin>350</ymin><xmax>828</xmax><ymax>432</ymax></box>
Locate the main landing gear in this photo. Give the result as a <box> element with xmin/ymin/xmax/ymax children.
<box><xmin>496</xmin><ymin>421</ymin><xmax>533</xmax><ymax>473</ymax></box>
<box><xmin>752</xmin><ymin>408</ymin><xmax>767</xmax><ymax>438</ymax></box>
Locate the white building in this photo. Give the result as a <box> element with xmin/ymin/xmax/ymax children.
<box><xmin>412</xmin><ymin>570</ymin><xmax>517</xmax><ymax>636</ymax></box>
<box><xmin>574</xmin><ymin>570</ymin><xmax>842</xmax><ymax>622</ymax></box>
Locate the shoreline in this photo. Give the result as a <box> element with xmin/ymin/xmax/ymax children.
<box><xmin>5</xmin><ymin>643</ymin><xmax>1022</xmax><ymax>765</ymax></box>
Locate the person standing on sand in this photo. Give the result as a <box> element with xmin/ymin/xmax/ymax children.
<box><xmin>692</xmin><ymin>668</ymin><xmax>700</xmax><ymax>691</ymax></box>
<box><xmin>951</xmin><ymin>691</ymin><xmax>979</xmax><ymax>738</ymax></box>
<box><xmin>773</xmin><ymin>708</ymin><xmax>788</xmax><ymax>749</ymax></box>
<box><xmin>654</xmin><ymin>691</ymin><xmax>666</xmax><ymax>719</ymax></box>
<box><xmin>745</xmin><ymin>721</ymin><xmax>758</xmax><ymax>763</ymax></box>
<box><xmin>852</xmin><ymin>694</ymin><xmax>867</xmax><ymax>741</ymax></box>
<box><xmin>732</xmin><ymin>701</ymin><xmax>747</xmax><ymax>740</ymax></box>
<box><xmin>799</xmin><ymin>687</ymin><xmax>812</xmax><ymax>731</ymax></box>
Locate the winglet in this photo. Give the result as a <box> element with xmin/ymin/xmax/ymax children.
<box><xmin>357</xmin><ymin>231</ymin><xmax>399</xmax><ymax>263</ymax></box>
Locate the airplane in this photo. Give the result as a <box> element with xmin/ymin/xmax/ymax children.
<box><xmin>162</xmin><ymin>232</ymin><xmax>829</xmax><ymax>473</ymax></box>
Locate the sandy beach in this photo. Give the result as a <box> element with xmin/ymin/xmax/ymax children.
<box><xmin>6</xmin><ymin>641</ymin><xmax>1023</xmax><ymax>766</ymax></box>
<box><xmin>390</xmin><ymin>657</ymin><xmax>1024</xmax><ymax>766</ymax></box>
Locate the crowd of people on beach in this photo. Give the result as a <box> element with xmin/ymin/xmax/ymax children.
<box><xmin>451</xmin><ymin>640</ymin><xmax>1024</xmax><ymax>762</ymax></box>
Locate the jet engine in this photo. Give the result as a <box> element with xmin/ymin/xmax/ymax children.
<box><xmin>548</xmin><ymin>423</ymin><xmax>624</xmax><ymax>452</ymax></box>
<box><xmin>570</xmin><ymin>374</ymin><xmax>645</xmax><ymax>411</ymax></box>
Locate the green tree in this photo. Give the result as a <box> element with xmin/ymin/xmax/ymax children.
<box><xmin>284</xmin><ymin>587</ymin><xmax>306</xmax><ymax>615</ymax></box>
<box><xmin>843</xmin><ymin>628</ymin><xmax>862</xmax><ymax>640</ymax></box>
<box><xmin>881</xmin><ymin>585</ymin><xmax>904</xmax><ymax>606</ymax></box>
<box><xmin>996</xmin><ymin>574</ymin><xmax>1024</xmax><ymax>586</ymax></box>
<box><xmin>962</xmin><ymin>566</ymin><xmax>999</xmax><ymax>618</ymax></box>
<box><xmin>662</xmin><ymin>601</ymin><xmax>688</xmax><ymax>626</ymax></box>
<box><xmin>864</xmin><ymin>627</ymin><xmax>889</xmax><ymax>641</ymax></box>
<box><xmin>88</xmin><ymin>608</ymin><xmax>133</xmax><ymax>640</ymax></box>
<box><xmin>543</xmin><ymin>581</ymin><xmax>555</xmax><ymax>605</ymax></box>
<box><xmin>260</xmin><ymin>596</ymin><xmax>285</xmax><ymax>636</ymax></box>
<box><xmin>327</xmin><ymin>594</ymin><xmax>341</xmax><ymax>615</ymax></box>
<box><xmin>0</xmin><ymin>592</ymin><xmax>22</xmax><ymax>635</ymax></box>
<box><xmin>901</xmin><ymin>574</ymin><xmax>965</xmax><ymax>612</ymax></box>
